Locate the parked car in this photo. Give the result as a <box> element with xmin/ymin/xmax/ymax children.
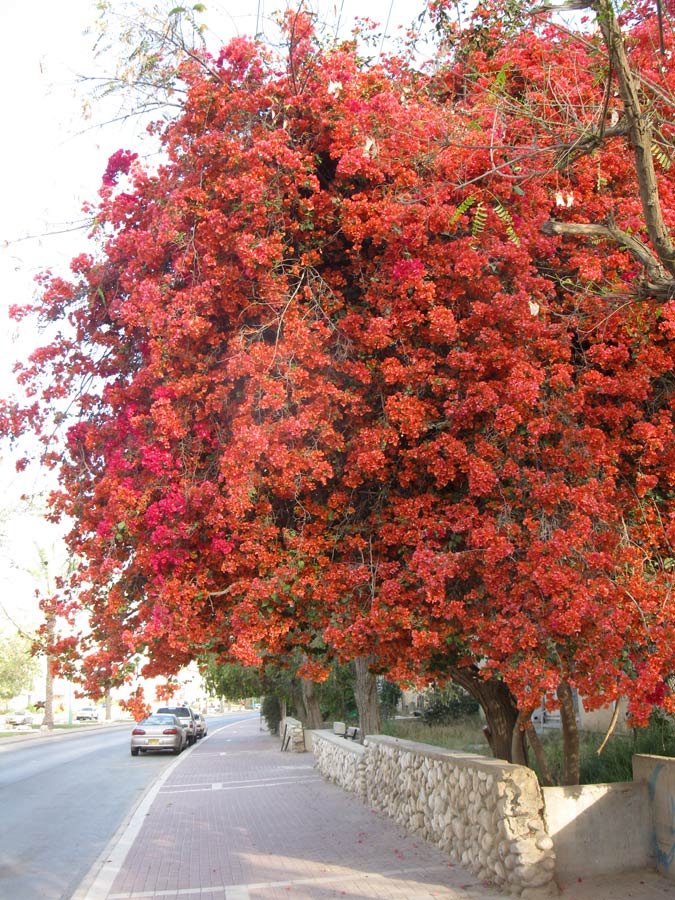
<box><xmin>5</xmin><ymin>710</ymin><xmax>33</xmax><ymax>726</ymax></box>
<box><xmin>193</xmin><ymin>712</ymin><xmax>207</xmax><ymax>739</ymax></box>
<box><xmin>76</xmin><ymin>706</ymin><xmax>99</xmax><ymax>721</ymax></box>
<box><xmin>155</xmin><ymin>705</ymin><xmax>197</xmax><ymax>745</ymax></box>
<box><xmin>130</xmin><ymin>714</ymin><xmax>186</xmax><ymax>756</ymax></box>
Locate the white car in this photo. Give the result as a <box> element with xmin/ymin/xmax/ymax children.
<box><xmin>76</xmin><ymin>706</ymin><xmax>99</xmax><ymax>721</ymax></box>
<box><xmin>5</xmin><ymin>710</ymin><xmax>33</xmax><ymax>726</ymax></box>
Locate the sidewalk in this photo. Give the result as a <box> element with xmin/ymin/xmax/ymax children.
<box><xmin>77</xmin><ymin>716</ymin><xmax>673</xmax><ymax>900</ymax></box>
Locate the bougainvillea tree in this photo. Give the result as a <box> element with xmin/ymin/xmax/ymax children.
<box><xmin>4</xmin><ymin>1</ymin><xmax>675</xmax><ymax>781</ymax></box>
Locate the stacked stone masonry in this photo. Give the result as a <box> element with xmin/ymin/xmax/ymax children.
<box><xmin>280</xmin><ymin>716</ymin><xmax>306</xmax><ymax>752</ymax></box>
<box><xmin>313</xmin><ymin>732</ymin><xmax>556</xmax><ymax>899</ymax></box>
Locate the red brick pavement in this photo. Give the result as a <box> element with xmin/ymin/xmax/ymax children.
<box><xmin>77</xmin><ymin>716</ymin><xmax>673</xmax><ymax>900</ymax></box>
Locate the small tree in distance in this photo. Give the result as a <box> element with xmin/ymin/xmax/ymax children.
<box><xmin>0</xmin><ymin>633</ymin><xmax>39</xmax><ymax>711</ymax></box>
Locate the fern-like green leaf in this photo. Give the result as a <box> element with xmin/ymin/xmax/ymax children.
<box><xmin>471</xmin><ymin>202</ymin><xmax>487</xmax><ymax>238</ymax></box>
<box><xmin>652</xmin><ymin>143</ymin><xmax>672</xmax><ymax>171</ymax></box>
<box><xmin>449</xmin><ymin>195</ymin><xmax>477</xmax><ymax>227</ymax></box>
<box><xmin>493</xmin><ymin>201</ymin><xmax>521</xmax><ymax>247</ymax></box>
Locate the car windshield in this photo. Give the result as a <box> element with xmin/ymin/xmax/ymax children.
<box><xmin>142</xmin><ymin>715</ymin><xmax>176</xmax><ymax>726</ymax></box>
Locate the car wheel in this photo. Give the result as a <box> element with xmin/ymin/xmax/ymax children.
<box><xmin>131</xmin><ymin>748</ymin><xmax>139</xmax><ymax>756</ymax></box>
<box><xmin>173</xmin><ymin>745</ymin><xmax>182</xmax><ymax>754</ymax></box>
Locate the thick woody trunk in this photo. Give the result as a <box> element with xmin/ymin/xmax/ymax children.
<box><xmin>526</xmin><ymin>719</ymin><xmax>556</xmax><ymax>786</ymax></box>
<box><xmin>449</xmin><ymin>666</ymin><xmax>525</xmax><ymax>763</ymax></box>
<box><xmin>300</xmin><ymin>678</ymin><xmax>324</xmax><ymax>728</ymax></box>
<box><xmin>354</xmin><ymin>655</ymin><xmax>381</xmax><ymax>740</ymax></box>
<box><xmin>557</xmin><ymin>680</ymin><xmax>581</xmax><ymax>785</ymax></box>
<box><xmin>511</xmin><ymin>710</ymin><xmax>530</xmax><ymax>767</ymax></box>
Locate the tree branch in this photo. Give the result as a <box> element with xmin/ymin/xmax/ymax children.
<box><xmin>541</xmin><ymin>218</ymin><xmax>675</xmax><ymax>300</ymax></box>
<box><xmin>592</xmin><ymin>0</ymin><xmax>675</xmax><ymax>275</ymax></box>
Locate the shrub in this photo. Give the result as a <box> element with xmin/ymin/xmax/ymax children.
<box><xmin>422</xmin><ymin>687</ymin><xmax>479</xmax><ymax>725</ymax></box>
<box><xmin>379</xmin><ymin>680</ymin><xmax>403</xmax><ymax>721</ymax></box>
<box><xmin>261</xmin><ymin>695</ymin><xmax>282</xmax><ymax>735</ymax></box>
<box><xmin>531</xmin><ymin>710</ymin><xmax>675</xmax><ymax>784</ymax></box>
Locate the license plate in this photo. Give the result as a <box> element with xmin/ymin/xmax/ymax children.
<box><xmin>148</xmin><ymin>738</ymin><xmax>159</xmax><ymax>745</ymax></box>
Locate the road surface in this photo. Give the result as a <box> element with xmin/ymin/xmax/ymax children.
<box><xmin>0</xmin><ymin>713</ymin><xmax>252</xmax><ymax>899</ymax></box>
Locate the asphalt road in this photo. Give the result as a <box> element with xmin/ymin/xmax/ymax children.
<box><xmin>0</xmin><ymin>713</ymin><xmax>253</xmax><ymax>900</ymax></box>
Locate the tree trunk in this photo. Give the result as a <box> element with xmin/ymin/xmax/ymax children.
<box><xmin>511</xmin><ymin>710</ymin><xmax>530</xmax><ymax>766</ymax></box>
<box><xmin>354</xmin><ymin>655</ymin><xmax>381</xmax><ymax>740</ymax></box>
<box><xmin>41</xmin><ymin>613</ymin><xmax>55</xmax><ymax>730</ymax></box>
<box><xmin>557</xmin><ymin>680</ymin><xmax>580</xmax><ymax>785</ymax></box>
<box><xmin>448</xmin><ymin>665</ymin><xmax>525</xmax><ymax>763</ymax></box>
<box><xmin>300</xmin><ymin>678</ymin><xmax>324</xmax><ymax>728</ymax></box>
<box><xmin>526</xmin><ymin>720</ymin><xmax>556</xmax><ymax>786</ymax></box>
<box><xmin>105</xmin><ymin>687</ymin><xmax>112</xmax><ymax>721</ymax></box>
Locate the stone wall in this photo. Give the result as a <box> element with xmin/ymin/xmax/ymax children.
<box><xmin>313</xmin><ymin>731</ymin><xmax>556</xmax><ymax>899</ymax></box>
<box><xmin>312</xmin><ymin>730</ymin><xmax>367</xmax><ymax>799</ymax></box>
<box><xmin>279</xmin><ymin>716</ymin><xmax>306</xmax><ymax>752</ymax></box>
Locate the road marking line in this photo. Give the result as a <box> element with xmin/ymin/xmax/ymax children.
<box><xmin>106</xmin><ymin>863</ymin><xmax>463</xmax><ymax>899</ymax></box>
<box><xmin>159</xmin><ymin>774</ymin><xmax>318</xmax><ymax>792</ymax></box>
<box><xmin>159</xmin><ymin>776</ymin><xmax>320</xmax><ymax>795</ymax></box>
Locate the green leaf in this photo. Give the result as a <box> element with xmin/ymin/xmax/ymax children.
<box><xmin>652</xmin><ymin>143</ymin><xmax>672</xmax><ymax>171</ymax></box>
<box><xmin>448</xmin><ymin>195</ymin><xmax>476</xmax><ymax>228</ymax></box>
<box><xmin>494</xmin><ymin>60</ymin><xmax>513</xmax><ymax>89</ymax></box>
<box><xmin>493</xmin><ymin>201</ymin><xmax>520</xmax><ymax>247</ymax></box>
<box><xmin>471</xmin><ymin>202</ymin><xmax>487</xmax><ymax>238</ymax></box>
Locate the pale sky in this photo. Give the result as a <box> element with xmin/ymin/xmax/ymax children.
<box><xmin>0</xmin><ymin>0</ymin><xmax>428</xmax><ymax>631</ymax></box>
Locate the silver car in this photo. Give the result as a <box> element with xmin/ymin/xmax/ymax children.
<box><xmin>130</xmin><ymin>714</ymin><xmax>186</xmax><ymax>756</ymax></box>
<box><xmin>193</xmin><ymin>712</ymin><xmax>207</xmax><ymax>738</ymax></box>
<box><xmin>156</xmin><ymin>705</ymin><xmax>197</xmax><ymax>745</ymax></box>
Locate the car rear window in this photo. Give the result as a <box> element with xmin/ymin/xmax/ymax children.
<box><xmin>157</xmin><ymin>706</ymin><xmax>191</xmax><ymax>717</ymax></box>
<box><xmin>145</xmin><ymin>715</ymin><xmax>175</xmax><ymax>725</ymax></box>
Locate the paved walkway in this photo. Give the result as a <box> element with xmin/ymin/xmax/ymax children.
<box><xmin>76</xmin><ymin>716</ymin><xmax>673</xmax><ymax>900</ymax></box>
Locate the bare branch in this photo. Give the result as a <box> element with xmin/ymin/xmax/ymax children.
<box><xmin>542</xmin><ymin>218</ymin><xmax>675</xmax><ymax>300</ymax></box>
<box><xmin>592</xmin><ymin>0</ymin><xmax>675</xmax><ymax>275</ymax></box>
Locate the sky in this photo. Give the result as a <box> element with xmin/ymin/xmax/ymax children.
<box><xmin>0</xmin><ymin>0</ymin><xmax>428</xmax><ymax>631</ymax></box>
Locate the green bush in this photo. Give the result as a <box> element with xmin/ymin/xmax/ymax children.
<box><xmin>317</xmin><ymin>663</ymin><xmax>358</xmax><ymax>723</ymax></box>
<box><xmin>261</xmin><ymin>695</ymin><xmax>282</xmax><ymax>735</ymax></box>
<box><xmin>422</xmin><ymin>688</ymin><xmax>479</xmax><ymax>725</ymax></box>
<box><xmin>379</xmin><ymin>680</ymin><xmax>403</xmax><ymax>721</ymax></box>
